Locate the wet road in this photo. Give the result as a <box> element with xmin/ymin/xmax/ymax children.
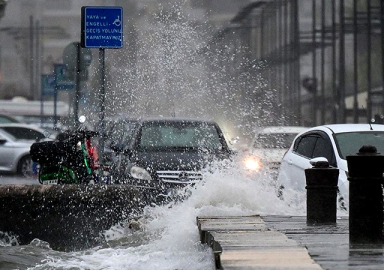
<box><xmin>0</xmin><ymin>174</ymin><xmax>39</xmax><ymax>185</ymax></box>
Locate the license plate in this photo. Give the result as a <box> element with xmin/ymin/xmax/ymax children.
<box><xmin>42</xmin><ymin>179</ymin><xmax>58</xmax><ymax>185</ymax></box>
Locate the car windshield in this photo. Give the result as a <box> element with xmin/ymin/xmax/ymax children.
<box><xmin>139</xmin><ymin>121</ymin><xmax>223</xmax><ymax>150</ymax></box>
<box><xmin>335</xmin><ymin>131</ymin><xmax>384</xmax><ymax>159</ymax></box>
<box><xmin>254</xmin><ymin>133</ymin><xmax>298</xmax><ymax>149</ymax></box>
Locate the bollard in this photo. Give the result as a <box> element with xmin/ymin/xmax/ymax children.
<box><xmin>305</xmin><ymin>157</ymin><xmax>339</xmax><ymax>225</ymax></box>
<box><xmin>347</xmin><ymin>145</ymin><xmax>384</xmax><ymax>248</ymax></box>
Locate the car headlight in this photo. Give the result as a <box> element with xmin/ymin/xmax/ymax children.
<box><xmin>130</xmin><ymin>166</ymin><xmax>152</xmax><ymax>181</ymax></box>
<box><xmin>244</xmin><ymin>156</ymin><xmax>262</xmax><ymax>171</ymax></box>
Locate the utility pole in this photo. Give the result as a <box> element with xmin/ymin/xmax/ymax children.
<box><xmin>0</xmin><ymin>0</ymin><xmax>7</xmax><ymax>20</ymax></box>
<box><xmin>30</xmin><ymin>16</ymin><xmax>34</xmax><ymax>100</ymax></box>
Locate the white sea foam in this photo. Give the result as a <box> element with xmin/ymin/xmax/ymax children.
<box><xmin>31</xmin><ymin>159</ymin><xmax>305</xmax><ymax>270</ymax></box>
<box><xmin>0</xmin><ymin>232</ymin><xmax>19</xmax><ymax>247</ymax></box>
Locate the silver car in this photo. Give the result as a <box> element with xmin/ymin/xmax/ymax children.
<box><xmin>0</xmin><ymin>128</ymin><xmax>34</xmax><ymax>176</ymax></box>
<box><xmin>0</xmin><ymin>123</ymin><xmax>56</xmax><ymax>141</ymax></box>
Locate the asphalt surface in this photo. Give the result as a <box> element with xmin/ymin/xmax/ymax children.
<box><xmin>0</xmin><ymin>174</ymin><xmax>39</xmax><ymax>185</ymax></box>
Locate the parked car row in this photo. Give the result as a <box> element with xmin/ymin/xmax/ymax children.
<box><xmin>3</xmin><ymin>108</ymin><xmax>383</xmax><ymax>211</ymax></box>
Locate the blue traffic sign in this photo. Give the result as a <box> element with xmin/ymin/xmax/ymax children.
<box><xmin>41</xmin><ymin>74</ymin><xmax>55</xmax><ymax>96</ymax></box>
<box><xmin>54</xmin><ymin>64</ymin><xmax>74</xmax><ymax>90</ymax></box>
<box><xmin>81</xmin><ymin>6</ymin><xmax>123</xmax><ymax>48</ymax></box>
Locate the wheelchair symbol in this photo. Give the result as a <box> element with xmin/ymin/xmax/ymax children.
<box><xmin>113</xmin><ymin>16</ymin><xmax>121</xmax><ymax>27</ymax></box>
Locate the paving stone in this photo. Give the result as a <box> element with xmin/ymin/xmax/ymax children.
<box><xmin>198</xmin><ymin>215</ymin><xmax>384</xmax><ymax>270</ymax></box>
<box><xmin>197</xmin><ymin>216</ymin><xmax>323</xmax><ymax>270</ymax></box>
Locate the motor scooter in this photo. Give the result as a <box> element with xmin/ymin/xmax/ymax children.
<box><xmin>31</xmin><ymin>129</ymin><xmax>99</xmax><ymax>185</ymax></box>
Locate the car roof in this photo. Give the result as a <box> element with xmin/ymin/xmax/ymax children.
<box><xmin>0</xmin><ymin>123</ymin><xmax>46</xmax><ymax>132</ymax></box>
<box><xmin>257</xmin><ymin>126</ymin><xmax>309</xmax><ymax>134</ymax></box>
<box><xmin>105</xmin><ymin>116</ymin><xmax>138</xmax><ymax>122</ymax></box>
<box><xmin>0</xmin><ymin>113</ymin><xmax>19</xmax><ymax>123</ymax></box>
<box><xmin>307</xmin><ymin>124</ymin><xmax>384</xmax><ymax>134</ymax></box>
<box><xmin>138</xmin><ymin>117</ymin><xmax>218</xmax><ymax>125</ymax></box>
<box><xmin>0</xmin><ymin>128</ymin><xmax>17</xmax><ymax>141</ymax></box>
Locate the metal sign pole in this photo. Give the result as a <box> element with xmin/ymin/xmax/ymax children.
<box><xmin>54</xmin><ymin>84</ymin><xmax>57</xmax><ymax>129</ymax></box>
<box><xmin>98</xmin><ymin>48</ymin><xmax>105</xmax><ymax>165</ymax></box>
<box><xmin>40</xmin><ymin>76</ymin><xmax>44</xmax><ymax>127</ymax></box>
<box><xmin>75</xmin><ymin>43</ymin><xmax>81</xmax><ymax>129</ymax></box>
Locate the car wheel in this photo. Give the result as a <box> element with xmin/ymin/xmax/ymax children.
<box><xmin>17</xmin><ymin>155</ymin><xmax>34</xmax><ymax>177</ymax></box>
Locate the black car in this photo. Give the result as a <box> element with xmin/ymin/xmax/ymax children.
<box><xmin>111</xmin><ymin>118</ymin><xmax>232</xmax><ymax>195</ymax></box>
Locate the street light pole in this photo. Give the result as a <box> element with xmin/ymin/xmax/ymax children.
<box><xmin>29</xmin><ymin>16</ymin><xmax>34</xmax><ymax>100</ymax></box>
<box><xmin>312</xmin><ymin>0</ymin><xmax>317</xmax><ymax>126</ymax></box>
<box><xmin>339</xmin><ymin>0</ymin><xmax>346</xmax><ymax>123</ymax></box>
<box><xmin>381</xmin><ymin>0</ymin><xmax>384</xmax><ymax>118</ymax></box>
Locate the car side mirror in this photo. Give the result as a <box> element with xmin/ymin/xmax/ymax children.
<box><xmin>0</xmin><ymin>139</ymin><xmax>6</xmax><ymax>145</ymax></box>
<box><xmin>309</xmin><ymin>157</ymin><xmax>329</xmax><ymax>168</ymax></box>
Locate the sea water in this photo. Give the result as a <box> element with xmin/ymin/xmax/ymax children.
<box><xmin>0</xmin><ymin>158</ymin><xmax>307</xmax><ymax>270</ymax></box>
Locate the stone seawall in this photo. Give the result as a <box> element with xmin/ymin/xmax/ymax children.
<box><xmin>0</xmin><ymin>184</ymin><xmax>153</xmax><ymax>251</ymax></box>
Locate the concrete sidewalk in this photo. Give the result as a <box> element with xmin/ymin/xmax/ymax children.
<box><xmin>197</xmin><ymin>215</ymin><xmax>384</xmax><ymax>270</ymax></box>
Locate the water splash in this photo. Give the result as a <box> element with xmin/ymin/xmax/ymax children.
<box><xmin>84</xmin><ymin>2</ymin><xmax>287</xmax><ymax>146</ymax></box>
<box><xmin>29</xmin><ymin>157</ymin><xmax>305</xmax><ymax>270</ymax></box>
<box><xmin>0</xmin><ymin>232</ymin><xmax>19</xmax><ymax>247</ymax></box>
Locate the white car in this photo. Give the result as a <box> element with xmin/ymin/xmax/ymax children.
<box><xmin>243</xmin><ymin>126</ymin><xmax>309</xmax><ymax>176</ymax></box>
<box><xmin>0</xmin><ymin>123</ymin><xmax>56</xmax><ymax>141</ymax></box>
<box><xmin>277</xmin><ymin>124</ymin><xmax>384</xmax><ymax>208</ymax></box>
<box><xmin>0</xmin><ymin>124</ymin><xmax>55</xmax><ymax>177</ymax></box>
<box><xmin>0</xmin><ymin>128</ymin><xmax>34</xmax><ymax>176</ymax></box>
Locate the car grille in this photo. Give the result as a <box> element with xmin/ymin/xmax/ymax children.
<box><xmin>157</xmin><ymin>170</ymin><xmax>203</xmax><ymax>184</ymax></box>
